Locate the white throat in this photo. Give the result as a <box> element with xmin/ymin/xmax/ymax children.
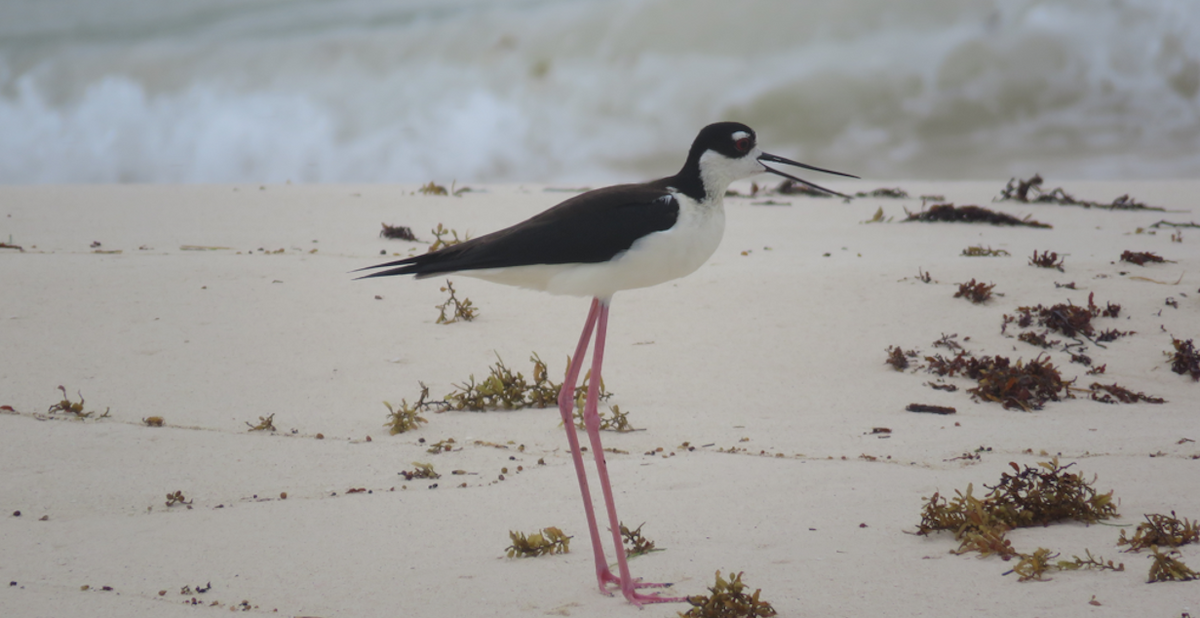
<box><xmin>697</xmin><ymin>146</ymin><xmax>765</xmax><ymax>201</ymax></box>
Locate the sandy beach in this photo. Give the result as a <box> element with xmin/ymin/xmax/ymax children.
<box><xmin>1</xmin><ymin>180</ymin><xmax>1197</xmax><ymax>617</ymax></box>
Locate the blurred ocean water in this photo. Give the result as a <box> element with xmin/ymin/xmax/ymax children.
<box><xmin>1</xmin><ymin>0</ymin><xmax>1198</xmax><ymax>184</ymax></box>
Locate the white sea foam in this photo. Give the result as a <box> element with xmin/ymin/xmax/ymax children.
<box><xmin>1</xmin><ymin>0</ymin><xmax>1198</xmax><ymax>183</ymax></box>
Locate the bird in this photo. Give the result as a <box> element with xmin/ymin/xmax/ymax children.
<box><xmin>355</xmin><ymin>122</ymin><xmax>856</xmax><ymax>606</ymax></box>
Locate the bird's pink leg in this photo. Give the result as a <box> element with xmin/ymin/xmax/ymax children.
<box><xmin>582</xmin><ymin>300</ymin><xmax>685</xmax><ymax>606</ymax></box>
<box><xmin>557</xmin><ymin>298</ymin><xmax>617</xmax><ymax>595</ymax></box>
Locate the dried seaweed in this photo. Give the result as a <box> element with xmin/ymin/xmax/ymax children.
<box><xmin>906</xmin><ymin>403</ymin><xmax>956</xmax><ymax>415</ymax></box>
<box><xmin>1148</xmin><ymin>220</ymin><xmax>1200</xmax><ymax>229</ymax></box>
<box><xmin>955</xmin><ymin>279</ymin><xmax>996</xmax><ymax>304</ymax></box>
<box><xmin>1118</xmin><ymin>512</ymin><xmax>1200</xmax><ymax>552</ymax></box>
<box><xmin>47</xmin><ymin>386</ymin><xmax>110</xmax><ymax>419</ymax></box>
<box><xmin>917</xmin><ymin>459</ymin><xmax>1118</xmax><ymax>562</ymax></box>
<box><xmin>427</xmin><ymin>223</ymin><xmax>470</xmax><ymax>252</ymax></box>
<box><xmin>773</xmin><ymin>179</ymin><xmax>832</xmax><ymax>198</ymax></box>
<box><xmin>419</xmin><ymin>181</ymin><xmax>448</xmax><ymax>196</ymax></box>
<box><xmin>1001</xmin><ymin>292</ymin><xmax>1125</xmax><ymax>344</ymax></box>
<box><xmin>885</xmin><ymin>345</ymin><xmax>916</xmax><ymax>371</ymax></box>
<box><xmin>933</xmin><ymin>333</ymin><xmax>966</xmax><ymax>351</ymax></box>
<box><xmin>245</xmin><ymin>413</ymin><xmax>275</xmax><ymax>432</ymax></box>
<box><xmin>399</xmin><ymin>462</ymin><xmax>439</xmax><ymax>481</ymax></box>
<box><xmin>962</xmin><ymin>245</ymin><xmax>1010</xmax><ymax>257</ymax></box>
<box><xmin>1011</xmin><ymin>548</ymin><xmax>1124</xmax><ymax>582</ymax></box>
<box><xmin>860</xmin><ymin>207</ymin><xmax>890</xmax><ymax>224</ymax></box>
<box><xmin>384</xmin><ymin>383</ymin><xmax>436</xmax><ymax>434</ymax></box>
<box><xmin>1120</xmin><ymin>250</ymin><xmax>1172</xmax><ymax>266</ymax></box>
<box><xmin>435</xmin><ymin>280</ymin><xmax>478</xmax><ymax>324</ymax></box>
<box><xmin>983</xmin><ymin>459</ymin><xmax>1118</xmax><ymax>527</ymax></box>
<box><xmin>574</xmin><ymin>403</ymin><xmax>636</xmax><ymax>433</ymax></box>
<box><xmin>620</xmin><ymin>522</ymin><xmax>662</xmax><ymax>557</ymax></box>
<box><xmin>903</xmin><ymin>203</ymin><xmax>1051</xmax><ymax>228</ymax></box>
<box><xmin>997</xmin><ymin>174</ymin><xmax>1164</xmax><ymax>211</ymax></box>
<box><xmin>923</xmin><ymin>353</ymin><xmax>1071</xmax><ymax>411</ymax></box>
<box><xmin>1088</xmin><ymin>383</ymin><xmax>1166</xmax><ymax>404</ymax></box>
<box><xmin>165</xmin><ymin>490</ymin><xmax>192</xmax><ymax>507</ymax></box>
<box><xmin>1017</xmin><ymin>331</ymin><xmax>1059</xmax><ymax>349</ymax></box>
<box><xmin>681</xmin><ymin>571</ymin><xmax>776</xmax><ymax>618</ymax></box>
<box><xmin>418</xmin><ymin>181</ymin><xmax>469</xmax><ymax>197</ymax></box>
<box><xmin>855</xmin><ymin>187</ymin><xmax>910</xmax><ymax>199</ymax></box>
<box><xmin>444</xmin><ymin>354</ymin><xmax>566</xmax><ymax>411</ymax></box>
<box><xmin>918</xmin><ymin>484</ymin><xmax>1016</xmax><ymax>557</ymax></box>
<box><xmin>379</xmin><ymin>223</ymin><xmax>417</xmax><ymax>241</ymax></box>
<box><xmin>1166</xmin><ymin>337</ymin><xmax>1200</xmax><ymax>380</ymax></box>
<box><xmin>506</xmin><ymin>527</ymin><xmax>571</xmax><ymax>558</ymax></box>
<box><xmin>922</xmin><ymin>351</ymin><xmax>975</xmax><ymax>377</ymax></box>
<box><xmin>1146</xmin><ymin>548</ymin><xmax>1199</xmax><ymax>583</ymax></box>
<box><xmin>1029</xmin><ymin>250</ymin><xmax>1065</xmax><ymax>271</ymax></box>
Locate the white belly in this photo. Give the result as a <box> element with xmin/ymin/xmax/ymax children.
<box><xmin>462</xmin><ymin>195</ymin><xmax>726</xmax><ymax>299</ymax></box>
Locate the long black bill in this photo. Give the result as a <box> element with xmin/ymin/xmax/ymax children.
<box><xmin>757</xmin><ymin>152</ymin><xmax>859</xmax><ymax>198</ymax></box>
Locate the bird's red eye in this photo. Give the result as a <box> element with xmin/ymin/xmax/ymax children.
<box><xmin>734</xmin><ymin>138</ymin><xmax>751</xmax><ymax>153</ymax></box>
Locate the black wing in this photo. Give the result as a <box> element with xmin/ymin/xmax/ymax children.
<box><xmin>355</xmin><ymin>183</ymin><xmax>680</xmax><ymax>279</ymax></box>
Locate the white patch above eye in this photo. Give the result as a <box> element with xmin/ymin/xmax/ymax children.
<box><xmin>731</xmin><ymin>131</ymin><xmax>750</xmax><ymax>141</ymax></box>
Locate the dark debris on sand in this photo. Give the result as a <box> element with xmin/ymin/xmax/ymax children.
<box><xmin>997</xmin><ymin>174</ymin><xmax>1165</xmax><ymax>211</ymax></box>
<box><xmin>1167</xmin><ymin>338</ymin><xmax>1200</xmax><ymax>381</ymax></box>
<box><xmin>380</xmin><ymin>223</ymin><xmax>418</xmax><ymax>241</ymax></box>
<box><xmin>903</xmin><ymin>203</ymin><xmax>1051</xmax><ymax>228</ymax></box>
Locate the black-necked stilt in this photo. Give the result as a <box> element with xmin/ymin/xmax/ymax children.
<box><xmin>356</xmin><ymin>122</ymin><xmax>856</xmax><ymax>606</ymax></box>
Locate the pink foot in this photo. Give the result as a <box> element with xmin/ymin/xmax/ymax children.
<box><xmin>620</xmin><ymin>584</ymin><xmax>687</xmax><ymax>607</ymax></box>
<box><xmin>597</xmin><ymin>568</ymin><xmax>686</xmax><ymax>605</ymax></box>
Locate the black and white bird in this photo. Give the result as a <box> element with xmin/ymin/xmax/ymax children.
<box><xmin>356</xmin><ymin>122</ymin><xmax>856</xmax><ymax>606</ymax></box>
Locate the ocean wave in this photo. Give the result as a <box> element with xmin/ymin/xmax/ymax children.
<box><xmin>1</xmin><ymin>0</ymin><xmax>1198</xmax><ymax>183</ymax></box>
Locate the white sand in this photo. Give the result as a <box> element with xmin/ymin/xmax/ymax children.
<box><xmin>1</xmin><ymin>181</ymin><xmax>1198</xmax><ymax>617</ymax></box>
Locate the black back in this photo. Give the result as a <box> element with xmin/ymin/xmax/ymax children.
<box><xmin>357</xmin><ymin>183</ymin><xmax>680</xmax><ymax>279</ymax></box>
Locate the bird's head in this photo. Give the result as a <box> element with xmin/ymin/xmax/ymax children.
<box><xmin>689</xmin><ymin>121</ymin><xmax>858</xmax><ymax>198</ymax></box>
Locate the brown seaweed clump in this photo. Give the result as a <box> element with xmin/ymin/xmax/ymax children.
<box><xmin>1146</xmin><ymin>548</ymin><xmax>1200</xmax><ymax>583</ymax></box>
<box><xmin>982</xmin><ymin>460</ymin><xmax>1118</xmax><ymax>528</ymax></box>
<box><xmin>379</xmin><ymin>223</ymin><xmax>417</xmax><ymax>240</ymax></box>
<box><xmin>923</xmin><ymin>352</ymin><xmax>1071</xmax><ymax>411</ymax></box>
<box><xmin>444</xmin><ymin>354</ymin><xmax>566</xmax><ymax>411</ymax></box>
<box><xmin>968</xmin><ymin>355</ymin><xmax>1071</xmax><ymax>411</ymax></box>
<box><xmin>917</xmin><ymin>459</ymin><xmax>1118</xmax><ymax>557</ymax></box>
<box><xmin>954</xmin><ymin>279</ymin><xmax>996</xmax><ymax>304</ymax></box>
<box><xmin>681</xmin><ymin>571</ymin><xmax>776</xmax><ymax>618</ymax></box>
<box><xmin>435</xmin><ymin>280</ymin><xmax>479</xmax><ymax>324</ymax></box>
<box><xmin>885</xmin><ymin>345</ymin><xmax>917</xmax><ymax>371</ymax></box>
<box><xmin>47</xmin><ymin>386</ymin><xmax>110</xmax><ymax>419</ymax></box>
<box><xmin>1010</xmin><ymin>548</ymin><xmax>1124</xmax><ymax>583</ymax></box>
<box><xmin>1118</xmin><ymin>512</ymin><xmax>1199</xmax><ymax>552</ymax></box>
<box><xmin>1166</xmin><ymin>337</ymin><xmax>1200</xmax><ymax>380</ymax></box>
<box><xmin>506</xmin><ymin>527</ymin><xmax>571</xmax><ymax>558</ymax></box>
<box><xmin>962</xmin><ymin>245</ymin><xmax>1010</xmax><ymax>257</ymax></box>
<box><xmin>1087</xmin><ymin>383</ymin><xmax>1166</xmax><ymax>404</ymax></box>
<box><xmin>1028</xmin><ymin>250</ymin><xmax>1065</xmax><ymax>271</ymax></box>
<box><xmin>1002</xmin><ymin>292</ymin><xmax>1127</xmax><ymax>343</ymax></box>
<box><xmin>997</xmin><ymin>174</ymin><xmax>1164</xmax><ymax>211</ymax></box>
<box><xmin>903</xmin><ymin>203</ymin><xmax>1051</xmax><ymax>228</ymax></box>
<box><xmin>620</xmin><ymin>522</ymin><xmax>661</xmax><ymax>557</ymax></box>
<box><xmin>1120</xmin><ymin>250</ymin><xmax>1172</xmax><ymax>266</ymax></box>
